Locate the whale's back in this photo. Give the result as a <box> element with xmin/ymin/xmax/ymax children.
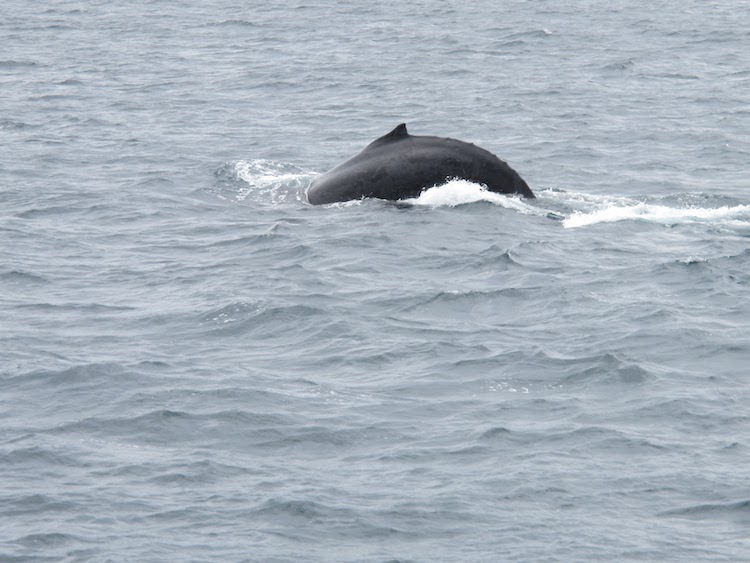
<box><xmin>307</xmin><ymin>124</ymin><xmax>533</xmax><ymax>204</ymax></box>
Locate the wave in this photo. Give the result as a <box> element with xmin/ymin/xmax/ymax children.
<box><xmin>0</xmin><ymin>60</ymin><xmax>38</xmax><ymax>68</ymax></box>
<box><xmin>660</xmin><ymin>499</ymin><xmax>750</xmax><ymax>521</ymax></box>
<box><xmin>204</xmin><ymin>19</ymin><xmax>258</xmax><ymax>28</ymax></box>
<box><xmin>0</xmin><ymin>269</ymin><xmax>49</xmax><ymax>284</ymax></box>
<box><xmin>0</xmin><ymin>119</ymin><xmax>31</xmax><ymax>130</ymax></box>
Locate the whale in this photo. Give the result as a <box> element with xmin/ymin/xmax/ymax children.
<box><xmin>307</xmin><ymin>123</ymin><xmax>534</xmax><ymax>205</ymax></box>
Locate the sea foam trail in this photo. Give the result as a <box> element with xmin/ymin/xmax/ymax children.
<box><xmin>560</xmin><ymin>199</ymin><xmax>750</xmax><ymax>229</ymax></box>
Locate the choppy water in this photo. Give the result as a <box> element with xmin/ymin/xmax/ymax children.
<box><xmin>3</xmin><ymin>0</ymin><xmax>750</xmax><ymax>561</ymax></box>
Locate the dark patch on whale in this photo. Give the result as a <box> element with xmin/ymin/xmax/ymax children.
<box><xmin>307</xmin><ymin>124</ymin><xmax>534</xmax><ymax>205</ymax></box>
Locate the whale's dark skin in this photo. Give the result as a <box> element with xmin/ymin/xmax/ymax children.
<box><xmin>307</xmin><ymin>124</ymin><xmax>534</xmax><ymax>205</ymax></box>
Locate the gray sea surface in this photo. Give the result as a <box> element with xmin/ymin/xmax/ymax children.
<box><xmin>2</xmin><ymin>0</ymin><xmax>750</xmax><ymax>561</ymax></box>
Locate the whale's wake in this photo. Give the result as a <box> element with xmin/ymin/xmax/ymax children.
<box><xmin>540</xmin><ymin>190</ymin><xmax>750</xmax><ymax>230</ymax></box>
<box><xmin>216</xmin><ymin>159</ymin><xmax>750</xmax><ymax>234</ymax></box>
<box><xmin>407</xmin><ymin>182</ymin><xmax>750</xmax><ymax>232</ymax></box>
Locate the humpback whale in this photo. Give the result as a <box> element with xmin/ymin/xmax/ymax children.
<box><xmin>307</xmin><ymin>124</ymin><xmax>534</xmax><ymax>205</ymax></box>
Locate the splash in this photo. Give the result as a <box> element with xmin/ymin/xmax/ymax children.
<box><xmin>213</xmin><ymin>159</ymin><xmax>315</xmax><ymax>203</ymax></box>
<box><xmin>403</xmin><ymin>179</ymin><xmax>547</xmax><ymax>216</ymax></box>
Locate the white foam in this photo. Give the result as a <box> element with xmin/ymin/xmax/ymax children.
<box><xmin>562</xmin><ymin>201</ymin><xmax>750</xmax><ymax>229</ymax></box>
<box><xmin>326</xmin><ymin>198</ymin><xmax>364</xmax><ymax>208</ymax></box>
<box><xmin>403</xmin><ymin>179</ymin><xmax>548</xmax><ymax>216</ymax></box>
<box><xmin>539</xmin><ymin>189</ymin><xmax>637</xmax><ymax>210</ymax></box>
<box><xmin>234</xmin><ymin>159</ymin><xmax>312</xmax><ymax>187</ymax></box>
<box><xmin>230</xmin><ymin>159</ymin><xmax>315</xmax><ymax>202</ymax></box>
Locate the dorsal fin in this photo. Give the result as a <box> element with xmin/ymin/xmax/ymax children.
<box><xmin>369</xmin><ymin>123</ymin><xmax>409</xmax><ymax>147</ymax></box>
<box><xmin>363</xmin><ymin>123</ymin><xmax>411</xmax><ymax>151</ymax></box>
<box><xmin>384</xmin><ymin>123</ymin><xmax>408</xmax><ymax>139</ymax></box>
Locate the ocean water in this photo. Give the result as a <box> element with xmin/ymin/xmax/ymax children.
<box><xmin>2</xmin><ymin>0</ymin><xmax>750</xmax><ymax>560</ymax></box>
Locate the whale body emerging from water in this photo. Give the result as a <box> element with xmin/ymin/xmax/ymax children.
<box><xmin>307</xmin><ymin>124</ymin><xmax>534</xmax><ymax>205</ymax></box>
